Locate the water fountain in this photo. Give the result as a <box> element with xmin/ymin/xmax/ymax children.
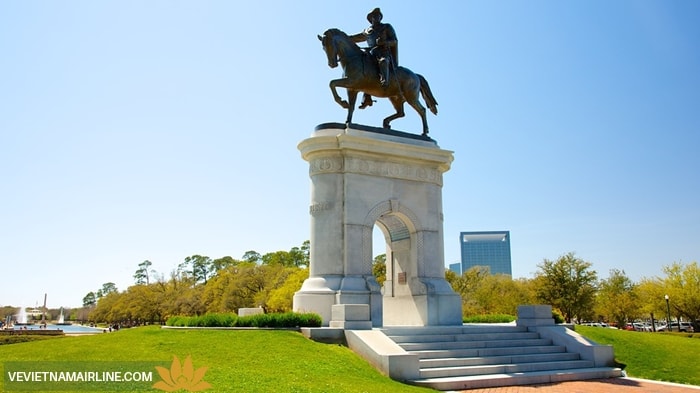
<box><xmin>56</xmin><ymin>307</ymin><xmax>72</xmax><ymax>325</ymax></box>
<box><xmin>14</xmin><ymin>307</ymin><xmax>33</xmax><ymax>326</ymax></box>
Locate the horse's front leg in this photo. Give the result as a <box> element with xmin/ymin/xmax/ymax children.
<box><xmin>329</xmin><ymin>78</ymin><xmax>350</xmax><ymax>108</ymax></box>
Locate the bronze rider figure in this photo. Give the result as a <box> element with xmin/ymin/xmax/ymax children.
<box><xmin>350</xmin><ymin>8</ymin><xmax>398</xmax><ymax>109</ymax></box>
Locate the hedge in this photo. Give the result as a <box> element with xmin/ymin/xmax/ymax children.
<box><xmin>165</xmin><ymin>312</ymin><xmax>322</xmax><ymax>328</ymax></box>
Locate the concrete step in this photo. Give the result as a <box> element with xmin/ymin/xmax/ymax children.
<box><xmin>388</xmin><ymin>331</ymin><xmax>540</xmax><ymax>343</ymax></box>
<box><xmin>419</xmin><ymin>359</ymin><xmax>595</xmax><ymax>378</ymax></box>
<box><xmin>411</xmin><ymin>344</ymin><xmax>568</xmax><ymax>359</ymax></box>
<box><xmin>419</xmin><ymin>351</ymin><xmax>581</xmax><ymax>368</ymax></box>
<box><xmin>399</xmin><ymin>338</ymin><xmax>553</xmax><ymax>351</ymax></box>
<box><xmin>381</xmin><ymin>324</ymin><xmax>527</xmax><ymax>336</ymax></box>
<box><xmin>409</xmin><ymin>367</ymin><xmax>624</xmax><ymax>391</ymax></box>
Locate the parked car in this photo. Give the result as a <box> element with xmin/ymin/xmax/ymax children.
<box><xmin>632</xmin><ymin>322</ymin><xmax>653</xmax><ymax>332</ymax></box>
<box><xmin>670</xmin><ymin>322</ymin><xmax>695</xmax><ymax>332</ymax></box>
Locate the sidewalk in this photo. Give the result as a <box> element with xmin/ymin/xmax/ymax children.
<box><xmin>457</xmin><ymin>377</ymin><xmax>700</xmax><ymax>393</ymax></box>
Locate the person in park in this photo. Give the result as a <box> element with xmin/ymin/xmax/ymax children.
<box><xmin>350</xmin><ymin>7</ymin><xmax>398</xmax><ymax>108</ymax></box>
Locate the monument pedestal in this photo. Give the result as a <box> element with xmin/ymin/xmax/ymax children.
<box><xmin>293</xmin><ymin>123</ymin><xmax>462</xmax><ymax>327</ymax></box>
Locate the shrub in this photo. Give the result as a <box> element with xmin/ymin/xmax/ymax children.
<box><xmin>552</xmin><ymin>309</ymin><xmax>565</xmax><ymax>324</ymax></box>
<box><xmin>165</xmin><ymin>312</ymin><xmax>321</xmax><ymax>328</ymax></box>
<box><xmin>236</xmin><ymin>312</ymin><xmax>321</xmax><ymax>328</ymax></box>
<box><xmin>463</xmin><ymin>314</ymin><xmax>516</xmax><ymax>323</ymax></box>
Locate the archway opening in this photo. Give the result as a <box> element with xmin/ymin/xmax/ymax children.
<box><xmin>371</xmin><ymin>225</ymin><xmax>387</xmax><ymax>294</ymax></box>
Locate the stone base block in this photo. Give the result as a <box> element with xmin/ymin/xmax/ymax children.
<box><xmin>330</xmin><ymin>304</ymin><xmax>372</xmax><ymax>330</ymax></box>
<box><xmin>237</xmin><ymin>307</ymin><xmax>264</xmax><ymax>317</ymax></box>
<box><xmin>332</xmin><ymin>304</ymin><xmax>370</xmax><ymax>321</ymax></box>
<box><xmin>517</xmin><ymin>305</ymin><xmax>555</xmax><ymax>327</ymax></box>
<box><xmin>518</xmin><ymin>305</ymin><xmax>553</xmax><ymax>319</ymax></box>
<box><xmin>293</xmin><ymin>291</ymin><xmax>337</xmax><ymax>327</ymax></box>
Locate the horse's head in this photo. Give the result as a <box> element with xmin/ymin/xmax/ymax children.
<box><xmin>318</xmin><ymin>29</ymin><xmax>342</xmax><ymax>69</ymax></box>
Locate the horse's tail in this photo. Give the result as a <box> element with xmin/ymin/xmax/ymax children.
<box><xmin>417</xmin><ymin>74</ymin><xmax>438</xmax><ymax>115</ymax></box>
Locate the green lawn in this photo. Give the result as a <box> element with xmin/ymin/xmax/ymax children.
<box><xmin>576</xmin><ymin>325</ymin><xmax>700</xmax><ymax>386</ymax></box>
<box><xmin>0</xmin><ymin>326</ymin><xmax>432</xmax><ymax>393</ymax></box>
<box><xmin>3</xmin><ymin>326</ymin><xmax>699</xmax><ymax>392</ymax></box>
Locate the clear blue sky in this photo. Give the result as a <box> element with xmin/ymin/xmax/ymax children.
<box><xmin>2</xmin><ymin>1</ymin><xmax>698</xmax><ymax>308</ymax></box>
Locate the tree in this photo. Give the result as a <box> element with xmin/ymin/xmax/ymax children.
<box><xmin>212</xmin><ymin>256</ymin><xmax>238</xmax><ymax>272</ymax></box>
<box><xmin>262</xmin><ymin>251</ymin><xmax>298</xmax><ymax>267</ymax></box>
<box><xmin>472</xmin><ymin>274</ymin><xmax>534</xmax><ymax>316</ymax></box>
<box><xmin>288</xmin><ymin>247</ymin><xmax>306</xmax><ymax>267</ymax></box>
<box><xmin>535</xmin><ymin>253</ymin><xmax>598</xmax><ymax>323</ymax></box>
<box><xmin>266</xmin><ymin>268</ymin><xmax>309</xmax><ymax>312</ymax></box>
<box><xmin>660</xmin><ymin>261</ymin><xmax>700</xmax><ymax>329</ymax></box>
<box><xmin>96</xmin><ymin>282</ymin><xmax>118</xmax><ymax>298</ymax></box>
<box><xmin>300</xmin><ymin>240</ymin><xmax>310</xmax><ymax>267</ymax></box>
<box><xmin>82</xmin><ymin>292</ymin><xmax>97</xmax><ymax>307</ymax></box>
<box><xmin>178</xmin><ymin>255</ymin><xmax>213</xmax><ymax>285</ymax></box>
<box><xmin>372</xmin><ymin>254</ymin><xmax>386</xmax><ymax>287</ymax></box>
<box><xmin>596</xmin><ymin>269</ymin><xmax>639</xmax><ymax>328</ymax></box>
<box><xmin>242</xmin><ymin>251</ymin><xmax>261</xmax><ymax>264</ymax></box>
<box><xmin>133</xmin><ymin>260</ymin><xmax>153</xmax><ymax>285</ymax></box>
<box><xmin>190</xmin><ymin>255</ymin><xmax>213</xmax><ymax>284</ymax></box>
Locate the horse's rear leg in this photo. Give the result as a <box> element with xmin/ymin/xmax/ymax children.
<box><xmin>345</xmin><ymin>90</ymin><xmax>359</xmax><ymax>125</ymax></box>
<box><xmin>383</xmin><ymin>96</ymin><xmax>405</xmax><ymax>129</ymax></box>
<box><xmin>406</xmin><ymin>96</ymin><xmax>429</xmax><ymax>136</ymax></box>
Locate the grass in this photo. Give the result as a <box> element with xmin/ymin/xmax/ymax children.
<box><xmin>4</xmin><ymin>325</ymin><xmax>699</xmax><ymax>392</ymax></box>
<box><xmin>0</xmin><ymin>326</ymin><xmax>432</xmax><ymax>393</ymax></box>
<box><xmin>577</xmin><ymin>325</ymin><xmax>700</xmax><ymax>386</ymax></box>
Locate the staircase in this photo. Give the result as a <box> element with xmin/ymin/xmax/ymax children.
<box><xmin>381</xmin><ymin>324</ymin><xmax>623</xmax><ymax>390</ymax></box>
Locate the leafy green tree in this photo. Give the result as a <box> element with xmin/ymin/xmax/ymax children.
<box><xmin>473</xmin><ymin>275</ymin><xmax>534</xmax><ymax>316</ymax></box>
<box><xmin>534</xmin><ymin>253</ymin><xmax>598</xmax><ymax>323</ymax></box>
<box><xmin>89</xmin><ymin>291</ymin><xmax>121</xmax><ymax>323</ymax></box>
<box><xmin>202</xmin><ymin>262</ymin><xmax>260</xmax><ymax>312</ymax></box>
<box><xmin>133</xmin><ymin>260</ymin><xmax>153</xmax><ymax>285</ymax></box>
<box><xmin>288</xmin><ymin>247</ymin><xmax>306</xmax><ymax>267</ymax></box>
<box><xmin>267</xmin><ymin>268</ymin><xmax>309</xmax><ymax>312</ymax></box>
<box><xmin>191</xmin><ymin>255</ymin><xmax>213</xmax><ymax>284</ymax></box>
<box><xmin>596</xmin><ymin>269</ymin><xmax>639</xmax><ymax>327</ymax></box>
<box><xmin>82</xmin><ymin>292</ymin><xmax>97</xmax><ymax>307</ymax></box>
<box><xmin>242</xmin><ymin>251</ymin><xmax>261</xmax><ymax>264</ymax></box>
<box><xmin>301</xmin><ymin>240</ymin><xmax>310</xmax><ymax>266</ymax></box>
<box><xmin>262</xmin><ymin>251</ymin><xmax>297</xmax><ymax>267</ymax></box>
<box><xmin>372</xmin><ymin>254</ymin><xmax>386</xmax><ymax>287</ymax></box>
<box><xmin>660</xmin><ymin>261</ymin><xmax>700</xmax><ymax>329</ymax></box>
<box><xmin>96</xmin><ymin>282</ymin><xmax>118</xmax><ymax>298</ymax></box>
<box><xmin>212</xmin><ymin>256</ymin><xmax>238</xmax><ymax>272</ymax></box>
<box><xmin>445</xmin><ymin>266</ymin><xmax>534</xmax><ymax>317</ymax></box>
<box><xmin>177</xmin><ymin>255</ymin><xmax>213</xmax><ymax>285</ymax></box>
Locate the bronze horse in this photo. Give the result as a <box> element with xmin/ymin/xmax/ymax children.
<box><xmin>318</xmin><ymin>28</ymin><xmax>438</xmax><ymax>136</ymax></box>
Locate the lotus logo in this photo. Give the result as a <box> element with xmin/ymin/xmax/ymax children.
<box><xmin>153</xmin><ymin>355</ymin><xmax>211</xmax><ymax>392</ymax></box>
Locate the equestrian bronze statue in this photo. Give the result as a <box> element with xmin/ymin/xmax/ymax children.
<box><xmin>318</xmin><ymin>10</ymin><xmax>438</xmax><ymax>136</ymax></box>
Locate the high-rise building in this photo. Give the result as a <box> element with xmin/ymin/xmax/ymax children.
<box><xmin>452</xmin><ymin>231</ymin><xmax>512</xmax><ymax>275</ymax></box>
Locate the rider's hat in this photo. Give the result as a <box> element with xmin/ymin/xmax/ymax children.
<box><xmin>367</xmin><ymin>8</ymin><xmax>383</xmax><ymax>22</ymax></box>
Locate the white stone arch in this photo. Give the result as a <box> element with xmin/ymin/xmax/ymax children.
<box><xmin>361</xmin><ymin>199</ymin><xmax>423</xmax><ymax>275</ymax></box>
<box><xmin>293</xmin><ymin>124</ymin><xmax>462</xmax><ymax>327</ymax></box>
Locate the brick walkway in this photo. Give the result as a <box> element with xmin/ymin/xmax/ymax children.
<box><xmin>458</xmin><ymin>378</ymin><xmax>700</xmax><ymax>393</ymax></box>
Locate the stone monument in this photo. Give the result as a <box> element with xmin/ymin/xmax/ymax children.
<box><xmin>295</xmin><ymin>9</ymin><xmax>461</xmax><ymax>327</ymax></box>
<box><xmin>293</xmin><ymin>123</ymin><xmax>462</xmax><ymax>327</ymax></box>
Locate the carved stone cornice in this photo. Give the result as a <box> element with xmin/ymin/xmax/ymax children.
<box><xmin>307</xmin><ymin>155</ymin><xmax>442</xmax><ymax>186</ymax></box>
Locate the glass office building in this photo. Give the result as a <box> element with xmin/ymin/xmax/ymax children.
<box><xmin>454</xmin><ymin>231</ymin><xmax>512</xmax><ymax>275</ymax></box>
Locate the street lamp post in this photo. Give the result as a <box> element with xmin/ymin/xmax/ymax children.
<box><xmin>665</xmin><ymin>294</ymin><xmax>672</xmax><ymax>332</ymax></box>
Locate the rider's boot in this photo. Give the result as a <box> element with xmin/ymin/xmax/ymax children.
<box><xmin>379</xmin><ymin>61</ymin><xmax>390</xmax><ymax>87</ymax></box>
<box><xmin>359</xmin><ymin>93</ymin><xmax>374</xmax><ymax>109</ymax></box>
